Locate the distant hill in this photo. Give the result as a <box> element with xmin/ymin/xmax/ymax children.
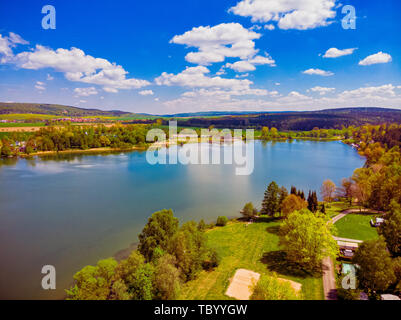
<box><xmin>174</xmin><ymin>107</ymin><xmax>401</xmax><ymax>131</ymax></box>
<box><xmin>0</xmin><ymin>102</ymin><xmax>132</xmax><ymax>117</ymax></box>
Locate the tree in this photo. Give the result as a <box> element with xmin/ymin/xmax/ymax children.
<box><xmin>320</xmin><ymin>179</ymin><xmax>336</xmax><ymax>202</ymax></box>
<box><xmin>66</xmin><ymin>258</ymin><xmax>118</xmax><ymax>300</ymax></box>
<box><xmin>338</xmin><ymin>178</ymin><xmax>353</xmax><ymax>204</ymax></box>
<box><xmin>307</xmin><ymin>191</ymin><xmax>318</xmax><ymax>213</ymax></box>
<box><xmin>380</xmin><ymin>201</ymin><xmax>401</xmax><ymax>256</ymax></box>
<box><xmin>261</xmin><ymin>126</ymin><xmax>269</xmax><ymax>140</ymax></box>
<box><xmin>278</xmin><ymin>186</ymin><xmax>288</xmax><ymax>207</ymax></box>
<box><xmin>115</xmin><ymin>251</ymin><xmax>154</xmax><ymax>300</ymax></box>
<box><xmin>353</xmin><ymin>238</ymin><xmax>395</xmax><ymax>294</ymax></box>
<box><xmin>240</xmin><ymin>202</ymin><xmax>257</xmax><ymax>220</ymax></box>
<box><xmin>251</xmin><ymin>274</ymin><xmax>300</xmax><ymax>300</ymax></box>
<box><xmin>281</xmin><ymin>194</ymin><xmax>307</xmax><ymax>217</ymax></box>
<box><xmin>152</xmin><ymin>254</ymin><xmax>181</xmax><ymax>300</ymax></box>
<box><xmin>168</xmin><ymin>221</ymin><xmax>209</xmax><ymax>281</ymax></box>
<box><xmin>261</xmin><ymin>181</ymin><xmax>280</xmax><ymax>216</ymax></box>
<box><xmin>270</xmin><ymin>127</ymin><xmax>278</xmax><ymax>138</ymax></box>
<box><xmin>138</xmin><ymin>209</ymin><xmax>179</xmax><ymax>262</ymax></box>
<box><xmin>280</xmin><ymin>210</ymin><xmax>338</xmax><ymax>271</ymax></box>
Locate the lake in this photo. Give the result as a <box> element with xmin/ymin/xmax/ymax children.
<box><xmin>0</xmin><ymin>140</ymin><xmax>364</xmax><ymax>299</ymax></box>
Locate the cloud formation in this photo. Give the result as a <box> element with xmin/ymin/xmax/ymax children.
<box><xmin>359</xmin><ymin>51</ymin><xmax>392</xmax><ymax>66</ymax></box>
<box><xmin>0</xmin><ymin>33</ymin><xmax>150</xmax><ymax>93</ymax></box>
<box><xmin>74</xmin><ymin>87</ymin><xmax>98</xmax><ymax>97</ymax></box>
<box><xmin>155</xmin><ymin>66</ymin><xmax>267</xmax><ymax>96</ymax></box>
<box><xmin>170</xmin><ymin>23</ymin><xmax>261</xmax><ymax>65</ymax></box>
<box><xmin>303</xmin><ymin>68</ymin><xmax>334</xmax><ymax>76</ymax></box>
<box><xmin>229</xmin><ymin>0</ymin><xmax>338</xmax><ymax>30</ymax></box>
<box><xmin>323</xmin><ymin>47</ymin><xmax>357</xmax><ymax>58</ymax></box>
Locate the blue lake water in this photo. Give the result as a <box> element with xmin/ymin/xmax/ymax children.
<box><xmin>0</xmin><ymin>140</ymin><xmax>364</xmax><ymax>299</ymax></box>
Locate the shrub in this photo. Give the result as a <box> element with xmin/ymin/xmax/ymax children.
<box><xmin>216</xmin><ymin>216</ymin><xmax>228</xmax><ymax>226</ymax></box>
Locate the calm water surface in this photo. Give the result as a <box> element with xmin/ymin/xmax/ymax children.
<box><xmin>0</xmin><ymin>140</ymin><xmax>364</xmax><ymax>299</ymax></box>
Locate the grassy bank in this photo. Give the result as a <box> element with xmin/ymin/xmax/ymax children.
<box><xmin>179</xmin><ymin>219</ymin><xmax>323</xmax><ymax>300</ymax></box>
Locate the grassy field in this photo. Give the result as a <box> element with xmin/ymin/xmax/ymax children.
<box><xmin>179</xmin><ymin>219</ymin><xmax>323</xmax><ymax>300</ymax></box>
<box><xmin>0</xmin><ymin>122</ymin><xmax>45</xmax><ymax>127</ymax></box>
<box><xmin>334</xmin><ymin>213</ymin><xmax>379</xmax><ymax>241</ymax></box>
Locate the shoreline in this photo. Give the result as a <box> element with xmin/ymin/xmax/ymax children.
<box><xmin>2</xmin><ymin>137</ymin><xmax>345</xmax><ymax>159</ymax></box>
<box><xmin>18</xmin><ymin>146</ymin><xmax>148</xmax><ymax>158</ymax></box>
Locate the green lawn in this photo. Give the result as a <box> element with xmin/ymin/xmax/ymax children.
<box><xmin>334</xmin><ymin>213</ymin><xmax>379</xmax><ymax>241</ymax></box>
<box><xmin>179</xmin><ymin>219</ymin><xmax>323</xmax><ymax>300</ymax></box>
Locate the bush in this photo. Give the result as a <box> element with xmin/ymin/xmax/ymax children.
<box><xmin>216</xmin><ymin>216</ymin><xmax>228</xmax><ymax>226</ymax></box>
<box><xmin>202</xmin><ymin>248</ymin><xmax>220</xmax><ymax>270</ymax></box>
<box><xmin>337</xmin><ymin>288</ymin><xmax>361</xmax><ymax>300</ymax></box>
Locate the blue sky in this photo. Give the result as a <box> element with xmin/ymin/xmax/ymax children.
<box><xmin>0</xmin><ymin>0</ymin><xmax>401</xmax><ymax>114</ymax></box>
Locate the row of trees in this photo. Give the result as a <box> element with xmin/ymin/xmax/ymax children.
<box><xmin>67</xmin><ymin>209</ymin><xmax>218</xmax><ymax>300</ymax></box>
<box><xmin>260</xmin><ymin>126</ymin><xmax>343</xmax><ymax>140</ymax></box>
<box><xmin>0</xmin><ymin>123</ymin><xmax>153</xmax><ymax>157</ymax></box>
<box><xmin>339</xmin><ymin>124</ymin><xmax>401</xmax><ymax>211</ymax></box>
<box><xmin>258</xmin><ymin>182</ymin><xmax>322</xmax><ymax>218</ymax></box>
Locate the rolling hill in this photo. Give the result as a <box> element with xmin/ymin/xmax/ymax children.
<box><xmin>0</xmin><ymin>102</ymin><xmax>132</xmax><ymax>117</ymax></box>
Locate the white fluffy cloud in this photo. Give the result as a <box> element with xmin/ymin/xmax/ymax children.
<box><xmin>339</xmin><ymin>84</ymin><xmax>397</xmax><ymax>99</ymax></box>
<box><xmin>139</xmin><ymin>90</ymin><xmax>154</xmax><ymax>96</ymax></box>
<box><xmin>229</xmin><ymin>0</ymin><xmax>338</xmax><ymax>30</ymax></box>
<box><xmin>308</xmin><ymin>86</ymin><xmax>335</xmax><ymax>95</ymax></box>
<box><xmin>225</xmin><ymin>54</ymin><xmax>275</xmax><ymax>72</ymax></box>
<box><xmin>74</xmin><ymin>87</ymin><xmax>98</xmax><ymax>97</ymax></box>
<box><xmin>0</xmin><ymin>33</ymin><xmax>150</xmax><ymax>93</ymax></box>
<box><xmin>303</xmin><ymin>68</ymin><xmax>334</xmax><ymax>76</ymax></box>
<box><xmin>323</xmin><ymin>47</ymin><xmax>357</xmax><ymax>58</ymax></box>
<box><xmin>170</xmin><ymin>23</ymin><xmax>261</xmax><ymax>65</ymax></box>
<box><xmin>359</xmin><ymin>51</ymin><xmax>392</xmax><ymax>66</ymax></box>
<box><xmin>155</xmin><ymin>66</ymin><xmax>267</xmax><ymax>96</ymax></box>
<box><xmin>0</xmin><ymin>32</ymin><xmax>29</xmax><ymax>63</ymax></box>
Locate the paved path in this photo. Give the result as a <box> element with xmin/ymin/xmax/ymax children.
<box><xmin>333</xmin><ymin>236</ymin><xmax>363</xmax><ymax>243</ymax></box>
<box><xmin>322</xmin><ymin>256</ymin><xmax>337</xmax><ymax>300</ymax></box>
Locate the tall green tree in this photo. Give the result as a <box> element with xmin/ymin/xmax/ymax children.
<box><xmin>115</xmin><ymin>251</ymin><xmax>154</xmax><ymax>300</ymax></box>
<box><xmin>66</xmin><ymin>258</ymin><xmax>118</xmax><ymax>300</ymax></box>
<box><xmin>240</xmin><ymin>202</ymin><xmax>258</xmax><ymax>220</ymax></box>
<box><xmin>138</xmin><ymin>209</ymin><xmax>179</xmax><ymax>262</ymax></box>
<box><xmin>152</xmin><ymin>254</ymin><xmax>181</xmax><ymax>300</ymax></box>
<box><xmin>261</xmin><ymin>181</ymin><xmax>280</xmax><ymax>216</ymax></box>
<box><xmin>353</xmin><ymin>238</ymin><xmax>396</xmax><ymax>294</ymax></box>
<box><xmin>280</xmin><ymin>210</ymin><xmax>338</xmax><ymax>271</ymax></box>
<box><xmin>278</xmin><ymin>186</ymin><xmax>289</xmax><ymax>207</ymax></box>
<box><xmin>307</xmin><ymin>191</ymin><xmax>318</xmax><ymax>213</ymax></box>
<box><xmin>380</xmin><ymin>201</ymin><xmax>401</xmax><ymax>256</ymax></box>
<box><xmin>168</xmin><ymin>221</ymin><xmax>209</xmax><ymax>281</ymax></box>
